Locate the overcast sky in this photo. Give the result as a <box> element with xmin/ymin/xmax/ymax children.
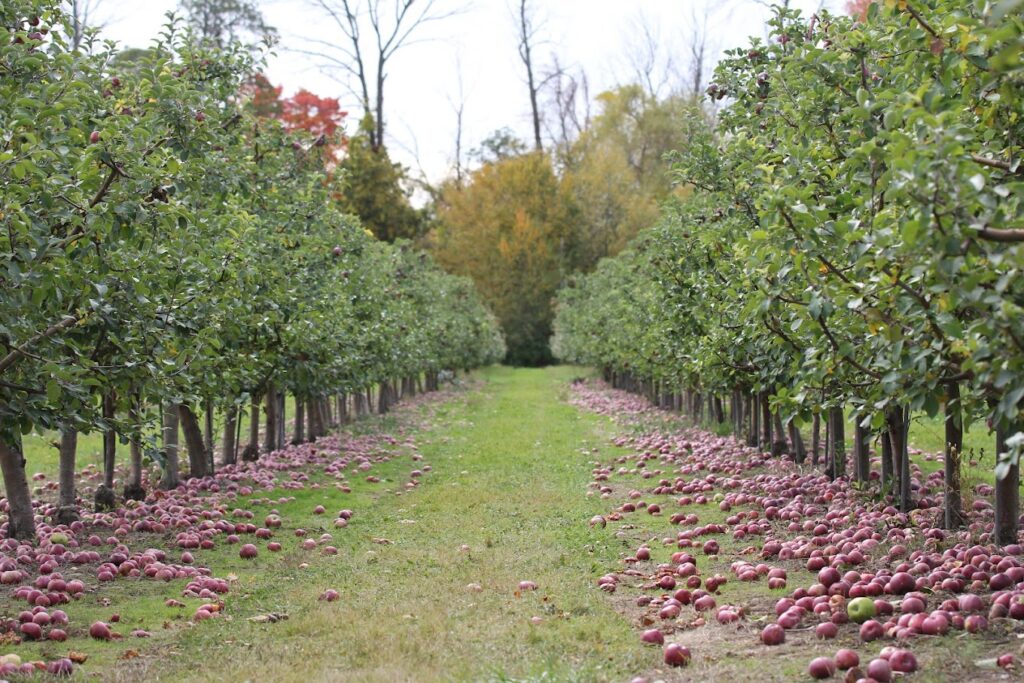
<box><xmin>92</xmin><ymin>0</ymin><xmax>838</xmax><ymax>182</ymax></box>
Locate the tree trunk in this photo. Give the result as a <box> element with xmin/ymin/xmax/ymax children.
<box><xmin>747</xmin><ymin>393</ymin><xmax>759</xmax><ymax>448</ymax></box>
<box><xmin>292</xmin><ymin>398</ymin><xmax>305</xmax><ymax>445</ymax></box>
<box><xmin>161</xmin><ymin>403</ymin><xmax>180</xmax><ymax>490</ymax></box>
<box><xmin>827</xmin><ymin>409</ymin><xmax>843</xmax><ymax>479</ymax></box>
<box><xmin>277</xmin><ymin>391</ymin><xmax>286</xmax><ymax>450</ymax></box>
<box><xmin>124</xmin><ymin>395</ymin><xmax>146</xmax><ymax>501</ymax></box>
<box><xmin>811</xmin><ymin>413</ymin><xmax>821</xmax><ymax>466</ymax></box>
<box><xmin>760</xmin><ymin>392</ymin><xmax>772</xmax><ymax>452</ymax></box>
<box><xmin>713</xmin><ymin>396</ymin><xmax>725</xmax><ymax>424</ymax></box>
<box><xmin>241</xmin><ymin>395</ymin><xmax>260</xmax><ymax>461</ymax></box>
<box><xmin>57</xmin><ymin>428</ymin><xmax>79</xmax><ymax>524</ymax></box>
<box><xmin>995</xmin><ymin>422</ymin><xmax>1020</xmax><ymax>545</ymax></box>
<box><xmin>853</xmin><ymin>417</ymin><xmax>869</xmax><ymax>484</ymax></box>
<box><xmin>378</xmin><ymin>382</ymin><xmax>389</xmax><ymax>414</ymax></box>
<box><xmin>178</xmin><ymin>404</ymin><xmax>209</xmax><ymax>479</ymax></box>
<box><xmin>222</xmin><ymin>404</ymin><xmax>238</xmax><ymax>466</ymax></box>
<box><xmin>95</xmin><ymin>391</ymin><xmax>117</xmax><ymax>511</ymax></box>
<box><xmin>944</xmin><ymin>382</ymin><xmax>964</xmax><ymax>529</ymax></box>
<box><xmin>880</xmin><ymin>428</ymin><xmax>894</xmax><ymax>497</ymax></box>
<box><xmin>0</xmin><ymin>436</ymin><xmax>35</xmax><ymax>540</ymax></box>
<box><xmin>264</xmin><ymin>385</ymin><xmax>278</xmax><ymax>454</ymax></box>
<box><xmin>307</xmin><ymin>395</ymin><xmax>318</xmax><ymax>440</ymax></box>
<box><xmin>829</xmin><ymin>405</ymin><xmax>846</xmax><ymax>479</ymax></box>
<box><xmin>203</xmin><ymin>397</ymin><xmax>214</xmax><ymax>473</ymax></box>
<box><xmin>885</xmin><ymin>406</ymin><xmax>911</xmax><ymax>512</ymax></box>
<box><xmin>771</xmin><ymin>411</ymin><xmax>787</xmax><ymax>456</ymax></box>
<box><xmin>788</xmin><ymin>419</ymin><xmax>806</xmax><ymax>464</ymax></box>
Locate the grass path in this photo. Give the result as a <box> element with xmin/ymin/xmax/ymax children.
<box><xmin>113</xmin><ymin>366</ymin><xmax>642</xmax><ymax>682</ymax></box>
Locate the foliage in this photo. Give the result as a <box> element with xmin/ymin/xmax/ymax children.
<box><xmin>334</xmin><ymin>115</ymin><xmax>425</xmax><ymax>242</ymax></box>
<box><xmin>553</xmin><ymin>0</ymin><xmax>1023</xmax><ymax>486</ymax></box>
<box><xmin>433</xmin><ymin>153</ymin><xmax>575</xmax><ymax>366</ymax></box>
<box><xmin>0</xmin><ymin>0</ymin><xmax>503</xmax><ymax>537</ymax></box>
<box><xmin>178</xmin><ymin>0</ymin><xmax>277</xmax><ymax>50</ymax></box>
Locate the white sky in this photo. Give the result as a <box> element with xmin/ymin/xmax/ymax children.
<box><xmin>93</xmin><ymin>0</ymin><xmax>838</xmax><ymax>183</ymax></box>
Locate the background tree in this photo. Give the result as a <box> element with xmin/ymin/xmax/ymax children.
<box><xmin>514</xmin><ymin>0</ymin><xmax>545</xmax><ymax>152</ymax></box>
<box><xmin>305</xmin><ymin>0</ymin><xmax>456</xmax><ymax>152</ymax></box>
<box><xmin>432</xmin><ymin>152</ymin><xmax>575</xmax><ymax>366</ymax></box>
<box><xmin>179</xmin><ymin>0</ymin><xmax>278</xmax><ymax>50</ymax></box>
<box><xmin>337</xmin><ymin>115</ymin><xmax>425</xmax><ymax>241</ymax></box>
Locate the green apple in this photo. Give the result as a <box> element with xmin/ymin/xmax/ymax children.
<box><xmin>847</xmin><ymin>597</ymin><xmax>876</xmax><ymax>623</ymax></box>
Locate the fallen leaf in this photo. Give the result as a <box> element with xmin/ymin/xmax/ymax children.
<box><xmin>248</xmin><ymin>613</ymin><xmax>289</xmax><ymax>624</ymax></box>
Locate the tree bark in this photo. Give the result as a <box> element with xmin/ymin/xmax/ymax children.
<box><xmin>57</xmin><ymin>427</ymin><xmax>79</xmax><ymax>524</ymax></box>
<box><xmin>771</xmin><ymin>411</ymin><xmax>787</xmax><ymax>456</ymax></box>
<box><xmin>747</xmin><ymin>393</ymin><xmax>759</xmax><ymax>448</ymax></box>
<box><xmin>853</xmin><ymin>416</ymin><xmax>869</xmax><ymax>484</ymax></box>
<box><xmin>307</xmin><ymin>395</ymin><xmax>318</xmax><ymax>440</ymax></box>
<box><xmin>995</xmin><ymin>422</ymin><xmax>1020</xmax><ymax>545</ymax></box>
<box><xmin>760</xmin><ymin>392</ymin><xmax>772</xmax><ymax>452</ymax></box>
<box><xmin>178</xmin><ymin>404</ymin><xmax>209</xmax><ymax>479</ymax></box>
<box><xmin>0</xmin><ymin>435</ymin><xmax>35</xmax><ymax>540</ymax></box>
<box><xmin>241</xmin><ymin>394</ymin><xmax>260</xmax><ymax>461</ymax></box>
<box><xmin>222</xmin><ymin>404</ymin><xmax>238</xmax><ymax>466</ymax></box>
<box><xmin>880</xmin><ymin>428</ymin><xmax>893</xmax><ymax>497</ymax></box>
<box><xmin>124</xmin><ymin>395</ymin><xmax>146</xmax><ymax>501</ymax></box>
<box><xmin>787</xmin><ymin>418</ymin><xmax>806</xmax><ymax>464</ymax></box>
<box><xmin>943</xmin><ymin>382</ymin><xmax>964</xmax><ymax>529</ymax></box>
<box><xmin>95</xmin><ymin>391</ymin><xmax>117</xmax><ymax>511</ymax></box>
<box><xmin>885</xmin><ymin>406</ymin><xmax>911</xmax><ymax>512</ymax></box>
<box><xmin>292</xmin><ymin>398</ymin><xmax>305</xmax><ymax>445</ymax></box>
<box><xmin>811</xmin><ymin>413</ymin><xmax>821</xmax><ymax>466</ymax></box>
<box><xmin>828</xmin><ymin>405</ymin><xmax>846</xmax><ymax>479</ymax></box>
<box><xmin>161</xmin><ymin>403</ymin><xmax>180</xmax><ymax>490</ymax></box>
<box><xmin>203</xmin><ymin>397</ymin><xmax>214</xmax><ymax>473</ymax></box>
<box><xmin>264</xmin><ymin>385</ymin><xmax>278</xmax><ymax>454</ymax></box>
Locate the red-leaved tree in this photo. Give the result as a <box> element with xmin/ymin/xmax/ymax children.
<box><xmin>845</xmin><ymin>0</ymin><xmax>875</xmax><ymax>19</ymax></box>
<box><xmin>243</xmin><ymin>74</ymin><xmax>348</xmax><ymax>155</ymax></box>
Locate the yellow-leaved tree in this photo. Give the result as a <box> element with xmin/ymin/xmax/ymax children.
<box><xmin>431</xmin><ymin>152</ymin><xmax>576</xmax><ymax>366</ymax></box>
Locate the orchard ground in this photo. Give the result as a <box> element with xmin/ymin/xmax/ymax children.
<box><xmin>0</xmin><ymin>366</ymin><xmax>1021</xmax><ymax>682</ymax></box>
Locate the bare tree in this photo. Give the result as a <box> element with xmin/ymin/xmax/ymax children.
<box><xmin>624</xmin><ymin>11</ymin><xmax>679</xmax><ymax>98</ymax></box>
<box><xmin>447</xmin><ymin>55</ymin><xmax>467</xmax><ymax>184</ymax></box>
<box><xmin>544</xmin><ymin>56</ymin><xmax>590</xmax><ymax>162</ymax></box>
<box><xmin>685</xmin><ymin>4</ymin><xmax>712</xmax><ymax>99</ymax></box>
<box><xmin>514</xmin><ymin>0</ymin><xmax>544</xmax><ymax>152</ymax></box>
<box><xmin>65</xmin><ymin>0</ymin><xmax>106</xmax><ymax>51</ymax></box>
<box><xmin>178</xmin><ymin>0</ymin><xmax>278</xmax><ymax>51</ymax></box>
<box><xmin>303</xmin><ymin>0</ymin><xmax>457</xmax><ymax>152</ymax></box>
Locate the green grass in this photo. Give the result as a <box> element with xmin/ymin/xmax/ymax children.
<box><xmin>6</xmin><ymin>367</ymin><xmax>655</xmax><ymax>682</ymax></box>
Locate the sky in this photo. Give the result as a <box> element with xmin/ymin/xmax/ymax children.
<box><xmin>91</xmin><ymin>0</ymin><xmax>840</xmax><ymax>183</ymax></box>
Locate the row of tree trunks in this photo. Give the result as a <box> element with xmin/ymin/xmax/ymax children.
<box><xmin>8</xmin><ymin>371</ymin><xmax>456</xmax><ymax>540</ymax></box>
<box><xmin>572</xmin><ymin>369</ymin><xmax>977</xmax><ymax>539</ymax></box>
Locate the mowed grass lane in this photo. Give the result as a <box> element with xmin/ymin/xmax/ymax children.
<box><xmin>121</xmin><ymin>366</ymin><xmax>643</xmax><ymax>683</ymax></box>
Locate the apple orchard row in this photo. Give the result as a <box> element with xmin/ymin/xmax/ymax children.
<box><xmin>0</xmin><ymin>0</ymin><xmax>505</xmax><ymax>540</ymax></box>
